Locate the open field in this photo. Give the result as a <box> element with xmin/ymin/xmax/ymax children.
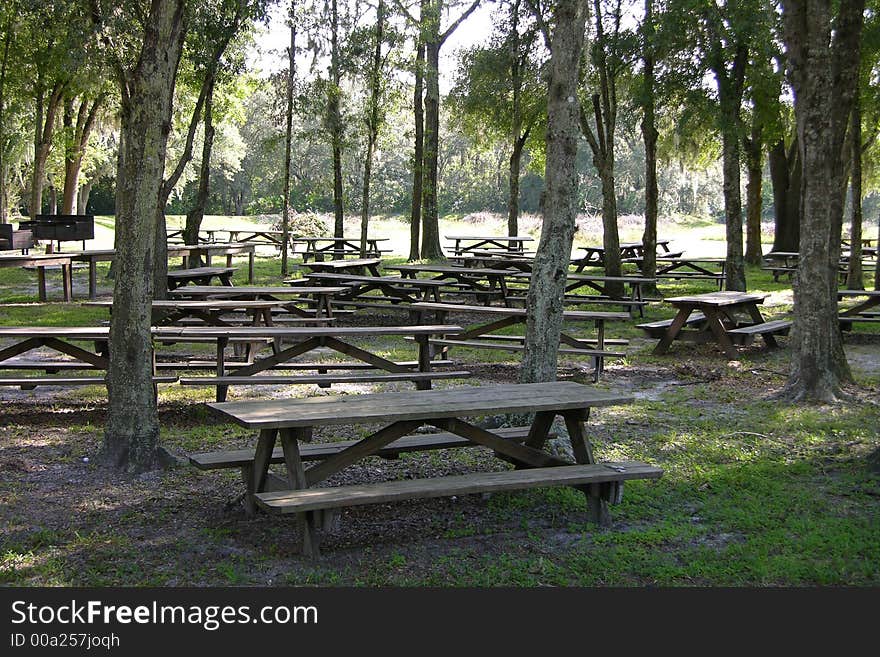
<box><xmin>0</xmin><ymin>213</ymin><xmax>878</xmax><ymax>586</ymax></box>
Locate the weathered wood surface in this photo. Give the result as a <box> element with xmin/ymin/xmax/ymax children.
<box><xmin>411</xmin><ymin>301</ymin><xmax>629</xmax><ymax>321</ymax></box>
<box><xmin>255</xmin><ymin>461</ymin><xmax>663</xmax><ymax>513</ymax></box>
<box><xmin>664</xmin><ymin>291</ymin><xmax>767</xmax><ymax>307</ymax></box>
<box><xmin>726</xmin><ymin>319</ymin><xmax>792</xmax><ymax>335</ymax></box>
<box><xmin>179</xmin><ymin>370</ymin><xmax>471</xmax><ymax>386</ymax></box>
<box><xmin>425</xmin><ymin>338</ymin><xmax>625</xmax><ymax>357</ymax></box>
<box><xmin>150</xmin><ymin>324</ymin><xmax>462</xmax><ymax>339</ymax></box>
<box><xmin>169</xmin><ymin>285</ymin><xmax>347</xmax><ymax>297</ymax></box>
<box><xmin>209</xmin><ymin>381</ymin><xmax>632</xmax><ymax>429</ymax></box>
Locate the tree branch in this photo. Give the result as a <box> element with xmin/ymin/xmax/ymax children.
<box><xmin>440</xmin><ymin>0</ymin><xmax>483</xmax><ymax>45</ymax></box>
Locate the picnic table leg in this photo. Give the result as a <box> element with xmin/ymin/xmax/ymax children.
<box><xmin>216</xmin><ymin>336</ymin><xmax>228</xmax><ymax>402</ymax></box>
<box><xmin>243</xmin><ymin>428</ymin><xmax>278</xmax><ymax>516</ymax></box>
<box><xmin>652</xmin><ymin>307</ymin><xmax>693</xmax><ymax>355</ymax></box>
<box><xmin>279</xmin><ymin>428</ymin><xmax>321</xmax><ymax>558</ymax></box>
<box><xmin>88</xmin><ymin>261</ymin><xmax>97</xmax><ymax>300</ymax></box>
<box><xmin>744</xmin><ymin>303</ymin><xmax>778</xmax><ymax>348</ymax></box>
<box><xmin>37</xmin><ymin>266</ymin><xmax>47</xmax><ymax>302</ymax></box>
<box><xmin>415</xmin><ymin>335</ymin><xmax>431</xmax><ymax>390</ymax></box>
<box><xmin>703</xmin><ymin>309</ymin><xmax>739</xmax><ymax>359</ymax></box>
<box><xmin>562</xmin><ymin>408</ymin><xmax>612</xmax><ymax>526</ymax></box>
<box><xmin>248</xmin><ymin>252</ymin><xmax>254</xmax><ymax>283</ymax></box>
<box><xmin>62</xmin><ymin>263</ymin><xmax>72</xmax><ymax>301</ymax></box>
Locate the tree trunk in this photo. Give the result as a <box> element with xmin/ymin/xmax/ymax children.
<box><xmin>507</xmin><ymin>0</ymin><xmax>522</xmax><ymax>237</ymax></box>
<box><xmin>62</xmin><ymin>95</ymin><xmax>104</xmax><ymax>214</ymax></box>
<box><xmin>846</xmin><ymin>92</ymin><xmax>863</xmax><ymax>290</ymax></box>
<box><xmin>744</xmin><ymin>119</ymin><xmax>764</xmax><ymax>266</ymax></box>
<box><xmin>103</xmin><ymin>0</ymin><xmax>186</xmax><ymax>472</ymax></box>
<box><xmin>0</xmin><ymin>23</ymin><xmax>12</xmax><ymax>223</ymax></box>
<box><xmin>184</xmin><ymin>78</ymin><xmax>215</xmax><ymax>268</ymax></box>
<box><xmin>330</xmin><ymin>0</ymin><xmax>344</xmax><ymax>238</ymax></box>
<box><xmin>77</xmin><ymin>180</ymin><xmax>92</xmax><ymax>214</ymax></box>
<box><xmin>420</xmin><ymin>37</ymin><xmax>443</xmax><ymax>259</ymax></box>
<box><xmin>508</xmin><ymin>138</ymin><xmax>524</xmax><ymax>237</ymax></box>
<box><xmin>640</xmin><ymin>0</ymin><xmax>660</xmax><ymax>297</ymax></box>
<box><xmin>281</xmin><ymin>2</ymin><xmax>295</xmax><ymax>275</ymax></box>
<box><xmin>768</xmin><ymin>137</ymin><xmax>801</xmax><ymax>252</ymax></box>
<box><xmin>521</xmin><ymin>0</ymin><xmax>587</xmax><ymax>384</ymax></box>
<box><xmin>30</xmin><ymin>81</ymin><xmax>64</xmax><ymax>218</ymax></box>
<box><xmin>360</xmin><ymin>0</ymin><xmax>385</xmax><ymax>257</ymax></box>
<box><xmin>778</xmin><ymin>0</ymin><xmax>860</xmax><ymax>402</ymax></box>
<box><xmin>409</xmin><ymin>30</ymin><xmax>425</xmax><ymax>261</ymax></box>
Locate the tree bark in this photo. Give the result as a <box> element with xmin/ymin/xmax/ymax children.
<box><xmin>743</xmin><ymin>118</ymin><xmax>763</xmax><ymax>266</ymax></box>
<box><xmin>330</xmin><ymin>0</ymin><xmax>345</xmax><ymax>238</ymax></box>
<box><xmin>846</xmin><ymin>92</ymin><xmax>863</xmax><ymax>289</ymax></box>
<box><xmin>360</xmin><ymin>0</ymin><xmax>385</xmax><ymax>257</ymax></box>
<box><xmin>778</xmin><ymin>0</ymin><xmax>860</xmax><ymax>402</ymax></box>
<box><xmin>103</xmin><ymin>0</ymin><xmax>186</xmax><ymax>472</ymax></box>
<box><xmin>0</xmin><ymin>21</ymin><xmax>12</xmax><ymax>222</ymax></box>
<box><xmin>420</xmin><ymin>35</ymin><xmax>443</xmax><ymax>259</ymax></box>
<box><xmin>409</xmin><ymin>25</ymin><xmax>425</xmax><ymax>261</ymax></box>
<box><xmin>30</xmin><ymin>80</ymin><xmax>65</xmax><ymax>217</ymax></box>
<box><xmin>768</xmin><ymin>136</ymin><xmax>801</xmax><ymax>252</ymax></box>
<box><xmin>639</xmin><ymin>0</ymin><xmax>660</xmax><ymax>297</ymax></box>
<box><xmin>281</xmin><ymin>2</ymin><xmax>296</xmax><ymax>275</ymax></box>
<box><xmin>77</xmin><ymin>180</ymin><xmax>93</xmax><ymax>214</ymax></box>
<box><xmin>62</xmin><ymin>94</ymin><xmax>105</xmax><ymax>214</ymax></box>
<box><xmin>184</xmin><ymin>77</ymin><xmax>215</xmax><ymax>268</ymax></box>
<box><xmin>507</xmin><ymin>0</ymin><xmax>523</xmax><ymax>237</ymax></box>
<box><xmin>521</xmin><ymin>0</ymin><xmax>587</xmax><ymax>384</ymax></box>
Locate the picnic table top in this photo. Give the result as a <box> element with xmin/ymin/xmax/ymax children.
<box><xmin>295</xmin><ymin>236</ymin><xmax>389</xmax><ymax>242</ymax></box>
<box><xmin>303</xmin><ymin>258</ymin><xmax>382</xmax><ymax>269</ymax></box>
<box><xmin>656</xmin><ymin>256</ymin><xmax>726</xmax><ymax>263</ymax></box>
<box><xmin>665</xmin><ymin>291</ymin><xmax>767</xmax><ymax>306</ymax></box>
<box><xmin>764</xmin><ymin>251</ymin><xmax>799</xmax><ymax>258</ymax></box>
<box><xmin>0</xmin><ymin>253</ymin><xmax>73</xmax><ymax>265</ymax></box>
<box><xmin>411</xmin><ymin>301</ymin><xmax>630</xmax><ymax>321</ymax></box>
<box><xmin>208</xmin><ymin>381</ymin><xmax>631</xmax><ymax>429</ymax></box>
<box><xmin>445</xmin><ymin>235</ymin><xmax>534</xmax><ymax>242</ymax></box>
<box><xmin>168</xmin><ymin>285</ymin><xmax>346</xmax><ymax>296</ymax></box>
<box><xmin>304</xmin><ymin>273</ymin><xmax>448</xmax><ymax>286</ymax></box>
<box><xmin>0</xmin><ymin>326</ymin><xmax>109</xmax><ymax>339</ymax></box>
<box><xmin>510</xmin><ymin>272</ymin><xmax>656</xmax><ymax>284</ymax></box>
<box><xmin>84</xmin><ymin>299</ymin><xmax>291</xmax><ymax>310</ymax></box>
<box><xmin>168</xmin><ymin>242</ymin><xmax>255</xmax><ymax>251</ymax></box>
<box><xmin>166</xmin><ymin>266</ymin><xmax>236</xmax><ymax>277</ymax></box>
<box><xmin>838</xmin><ymin>289</ymin><xmax>880</xmax><ymax>298</ymax></box>
<box><xmin>151</xmin><ymin>324</ymin><xmax>462</xmax><ymax>339</ymax></box>
<box><xmin>388</xmin><ymin>263</ymin><xmax>515</xmax><ymax>276</ymax></box>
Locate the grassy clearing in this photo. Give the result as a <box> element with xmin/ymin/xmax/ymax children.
<box><xmin>0</xmin><ymin>213</ymin><xmax>878</xmax><ymax>586</ymax></box>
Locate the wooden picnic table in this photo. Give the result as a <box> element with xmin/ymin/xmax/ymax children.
<box><xmin>166</xmin><ymin>266</ymin><xmax>236</xmax><ymax>290</ymax></box>
<box><xmin>837</xmin><ymin>289</ymin><xmax>880</xmax><ymax>329</ymax></box>
<box><xmin>654</xmin><ymin>257</ymin><xmax>727</xmax><ymax>289</ymax></box>
<box><xmin>303</xmin><ymin>272</ymin><xmax>446</xmax><ymax>305</ymax></box>
<box><xmin>85</xmin><ymin>299</ymin><xmax>309</xmax><ymax>328</ymax></box>
<box><xmin>387</xmin><ymin>263</ymin><xmax>517</xmax><ymax>306</ymax></box>
<box><xmin>574</xmin><ymin>240</ymin><xmax>675</xmax><ymax>269</ymax></box>
<box><xmin>411</xmin><ymin>301</ymin><xmax>628</xmax><ymax>381</ymax></box>
<box><xmin>168</xmin><ymin>285</ymin><xmax>344</xmax><ymax>319</ymax></box>
<box><xmin>0</xmin><ymin>253</ymin><xmax>76</xmax><ymax>302</ymax></box>
<box><xmin>445</xmin><ymin>235</ymin><xmax>534</xmax><ymax>255</ymax></box>
<box><xmin>159</xmin><ymin>324</ymin><xmax>466</xmax><ymax>401</ymax></box>
<box><xmin>202</xmin><ymin>381</ymin><xmax>662</xmax><ymax>556</ymax></box>
<box><xmin>506</xmin><ymin>272</ymin><xmax>655</xmax><ymax>317</ymax></box>
<box><xmin>647</xmin><ymin>291</ymin><xmax>783</xmax><ymax>359</ymax></box>
<box><xmin>168</xmin><ymin>243</ymin><xmax>255</xmax><ymax>283</ymax></box>
<box><xmin>295</xmin><ymin>236</ymin><xmax>390</xmax><ymax>262</ymax></box>
<box><xmin>302</xmin><ymin>257</ymin><xmax>383</xmax><ymax>277</ymax></box>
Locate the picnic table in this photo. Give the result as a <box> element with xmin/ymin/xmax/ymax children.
<box><xmin>387</xmin><ymin>263</ymin><xmax>517</xmax><ymax>306</ymax></box>
<box><xmin>198</xmin><ymin>381</ymin><xmax>662</xmax><ymax>556</ymax></box>
<box><xmin>411</xmin><ymin>301</ymin><xmax>628</xmax><ymax>381</ymax></box>
<box><xmin>507</xmin><ymin>272</ymin><xmax>655</xmax><ymax>317</ymax></box>
<box><xmin>642</xmin><ymin>291</ymin><xmax>790</xmax><ymax>359</ymax></box>
<box><xmin>445</xmin><ymin>235</ymin><xmax>534</xmax><ymax>255</ymax></box>
<box><xmin>160</xmin><ymin>324</ymin><xmax>467</xmax><ymax>401</ymax></box>
<box><xmin>168</xmin><ymin>243</ymin><xmax>255</xmax><ymax>283</ymax></box>
<box><xmin>654</xmin><ymin>257</ymin><xmax>727</xmax><ymax>289</ymax></box>
<box><xmin>574</xmin><ymin>240</ymin><xmax>676</xmax><ymax>269</ymax></box>
<box><xmin>304</xmin><ymin>272</ymin><xmax>446</xmax><ymax>306</ymax></box>
<box><xmin>85</xmin><ymin>299</ymin><xmax>311</xmax><ymax>328</ymax></box>
<box><xmin>0</xmin><ymin>326</ymin><xmax>175</xmax><ymax>390</ymax></box>
<box><xmin>295</xmin><ymin>236</ymin><xmax>391</xmax><ymax>262</ymax></box>
<box><xmin>168</xmin><ymin>285</ymin><xmax>343</xmax><ymax>319</ymax></box>
<box><xmin>0</xmin><ymin>253</ymin><xmax>74</xmax><ymax>302</ymax></box>
<box><xmin>166</xmin><ymin>266</ymin><xmax>236</xmax><ymax>290</ymax></box>
<box><xmin>301</xmin><ymin>257</ymin><xmax>383</xmax><ymax>277</ymax></box>
<box><xmin>837</xmin><ymin>289</ymin><xmax>880</xmax><ymax>329</ymax></box>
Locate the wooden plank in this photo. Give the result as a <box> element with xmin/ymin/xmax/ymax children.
<box><xmin>727</xmin><ymin>320</ymin><xmax>792</xmax><ymax>335</ymax></box>
<box><xmin>411</xmin><ymin>302</ymin><xmax>629</xmax><ymax>321</ymax></box>
<box><xmin>189</xmin><ymin>426</ymin><xmax>547</xmax><ymax>470</ymax></box>
<box><xmin>178</xmin><ymin>371</ymin><xmax>471</xmax><ymax>385</ymax></box>
<box><xmin>255</xmin><ymin>462</ymin><xmax>664</xmax><ymax>513</ymax></box>
<box><xmin>151</xmin><ymin>325</ymin><xmax>463</xmax><ymax>339</ymax></box>
<box><xmin>427</xmin><ymin>338</ymin><xmax>625</xmax><ymax>357</ymax></box>
<box><xmin>0</xmin><ymin>376</ymin><xmax>177</xmax><ymax>387</ymax></box>
<box><xmin>209</xmin><ymin>381</ymin><xmax>632</xmax><ymax>429</ymax></box>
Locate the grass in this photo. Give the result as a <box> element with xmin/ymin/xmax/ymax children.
<box><xmin>0</xmin><ymin>212</ymin><xmax>878</xmax><ymax>587</ymax></box>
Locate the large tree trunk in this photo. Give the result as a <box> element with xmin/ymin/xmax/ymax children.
<box><xmin>507</xmin><ymin>0</ymin><xmax>523</xmax><ymax>237</ymax></box>
<box><xmin>360</xmin><ymin>0</ymin><xmax>384</xmax><ymax>257</ymax></box>
<box><xmin>77</xmin><ymin>180</ymin><xmax>92</xmax><ymax>214</ymax></box>
<box><xmin>409</xmin><ymin>32</ymin><xmax>425</xmax><ymax>261</ymax></box>
<box><xmin>743</xmin><ymin>119</ymin><xmax>764</xmax><ymax>266</ymax></box>
<box><xmin>0</xmin><ymin>23</ymin><xmax>12</xmax><ymax>222</ymax></box>
<box><xmin>768</xmin><ymin>137</ymin><xmax>801</xmax><ymax>252</ymax></box>
<box><xmin>521</xmin><ymin>0</ymin><xmax>587</xmax><ymax>384</ymax></box>
<box><xmin>721</xmin><ymin>124</ymin><xmax>746</xmax><ymax>290</ymax></box>
<box><xmin>184</xmin><ymin>78</ymin><xmax>215</xmax><ymax>268</ymax></box>
<box><xmin>640</xmin><ymin>0</ymin><xmax>660</xmax><ymax>297</ymax></box>
<box><xmin>420</xmin><ymin>37</ymin><xmax>443</xmax><ymax>259</ymax></box>
<box><xmin>846</xmin><ymin>93</ymin><xmax>863</xmax><ymax>290</ymax></box>
<box><xmin>103</xmin><ymin>0</ymin><xmax>186</xmax><ymax>472</ymax></box>
<box><xmin>778</xmin><ymin>0</ymin><xmax>860</xmax><ymax>402</ymax></box>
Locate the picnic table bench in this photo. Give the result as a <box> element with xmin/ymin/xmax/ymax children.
<box><xmin>411</xmin><ymin>301</ymin><xmax>628</xmax><ymax>381</ymax></box>
<box><xmin>200</xmin><ymin>381</ymin><xmax>662</xmax><ymax>556</ymax></box>
<box><xmin>302</xmin><ymin>273</ymin><xmax>446</xmax><ymax>311</ymax></box>
<box><xmin>837</xmin><ymin>289</ymin><xmax>880</xmax><ymax>330</ymax></box>
<box><xmin>168</xmin><ymin>243</ymin><xmax>255</xmax><ymax>282</ymax></box>
<box><xmin>387</xmin><ymin>263</ymin><xmax>519</xmax><ymax>306</ymax></box>
<box><xmin>166</xmin><ymin>266</ymin><xmax>236</xmax><ymax>290</ymax></box>
<box><xmin>168</xmin><ymin>285</ymin><xmax>344</xmax><ymax>319</ymax></box>
<box><xmin>506</xmin><ymin>273</ymin><xmax>655</xmax><ymax>317</ymax></box>
<box><xmin>160</xmin><ymin>324</ymin><xmax>468</xmax><ymax>401</ymax></box>
<box><xmin>295</xmin><ymin>236</ymin><xmax>391</xmax><ymax>262</ymax></box>
<box><xmin>573</xmin><ymin>240</ymin><xmax>679</xmax><ymax>270</ymax></box>
<box><xmin>302</xmin><ymin>257</ymin><xmax>383</xmax><ymax>277</ymax></box>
